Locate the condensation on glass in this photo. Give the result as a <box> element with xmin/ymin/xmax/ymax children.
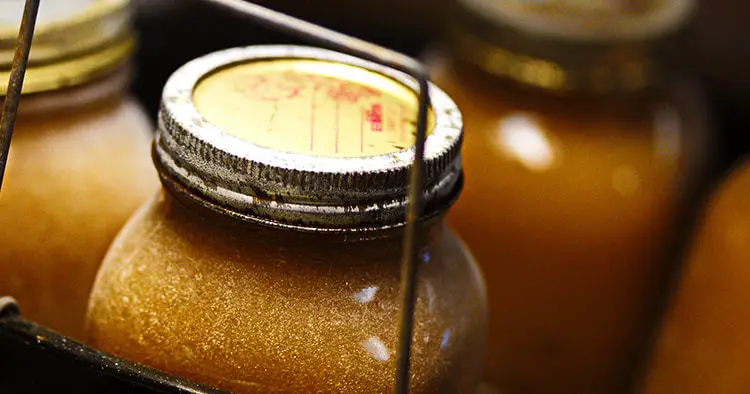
<box><xmin>85</xmin><ymin>45</ymin><xmax>487</xmax><ymax>393</ymax></box>
<box><xmin>639</xmin><ymin>158</ymin><xmax>750</xmax><ymax>394</ymax></box>
<box><xmin>423</xmin><ymin>0</ymin><xmax>713</xmax><ymax>393</ymax></box>
<box><xmin>0</xmin><ymin>0</ymin><xmax>159</xmax><ymax>340</ymax></box>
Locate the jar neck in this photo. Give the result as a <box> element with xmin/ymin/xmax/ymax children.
<box><xmin>160</xmin><ymin>184</ymin><xmax>449</xmax><ymax>246</ymax></box>
<box><xmin>4</xmin><ymin>65</ymin><xmax>131</xmax><ymax>121</ymax></box>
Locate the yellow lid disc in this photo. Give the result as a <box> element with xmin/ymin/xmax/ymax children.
<box><xmin>194</xmin><ymin>59</ymin><xmax>435</xmax><ymax>158</ymax></box>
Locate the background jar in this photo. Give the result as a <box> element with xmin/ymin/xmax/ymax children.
<box><xmin>639</xmin><ymin>157</ymin><xmax>750</xmax><ymax>394</ymax></box>
<box><xmin>424</xmin><ymin>0</ymin><xmax>714</xmax><ymax>393</ymax></box>
<box><xmin>0</xmin><ymin>0</ymin><xmax>159</xmax><ymax>339</ymax></box>
<box><xmin>86</xmin><ymin>45</ymin><xmax>486</xmax><ymax>393</ymax></box>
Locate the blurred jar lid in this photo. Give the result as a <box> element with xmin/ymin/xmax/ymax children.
<box><xmin>0</xmin><ymin>0</ymin><xmax>134</xmax><ymax>95</ymax></box>
<box><xmin>449</xmin><ymin>0</ymin><xmax>697</xmax><ymax>93</ymax></box>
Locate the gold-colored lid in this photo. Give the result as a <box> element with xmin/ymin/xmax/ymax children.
<box><xmin>0</xmin><ymin>0</ymin><xmax>133</xmax><ymax>95</ymax></box>
<box><xmin>450</xmin><ymin>0</ymin><xmax>696</xmax><ymax>92</ymax></box>
<box><xmin>156</xmin><ymin>46</ymin><xmax>463</xmax><ymax>232</ymax></box>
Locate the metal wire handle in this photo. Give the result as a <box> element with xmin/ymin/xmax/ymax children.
<box><xmin>193</xmin><ymin>2</ymin><xmax>431</xmax><ymax>393</ymax></box>
<box><xmin>0</xmin><ymin>1</ymin><xmax>430</xmax><ymax>392</ymax></box>
<box><xmin>0</xmin><ymin>0</ymin><xmax>39</xmax><ymax>191</ymax></box>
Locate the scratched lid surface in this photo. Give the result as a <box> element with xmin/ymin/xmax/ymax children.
<box><xmin>155</xmin><ymin>45</ymin><xmax>463</xmax><ymax>232</ymax></box>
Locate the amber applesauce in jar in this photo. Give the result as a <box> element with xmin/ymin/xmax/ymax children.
<box><xmin>0</xmin><ymin>0</ymin><xmax>158</xmax><ymax>339</ymax></box>
<box><xmin>86</xmin><ymin>46</ymin><xmax>486</xmax><ymax>393</ymax></box>
<box><xmin>639</xmin><ymin>158</ymin><xmax>750</xmax><ymax>394</ymax></box>
<box><xmin>424</xmin><ymin>0</ymin><xmax>713</xmax><ymax>393</ymax></box>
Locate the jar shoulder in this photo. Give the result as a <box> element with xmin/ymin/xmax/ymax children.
<box><xmin>93</xmin><ymin>194</ymin><xmax>485</xmax><ymax>316</ymax></box>
<box><xmin>640</xmin><ymin>163</ymin><xmax>750</xmax><ymax>393</ymax></box>
<box><xmin>87</xmin><ymin>194</ymin><xmax>486</xmax><ymax>392</ymax></box>
<box><xmin>2</xmin><ymin>93</ymin><xmax>158</xmax><ymax>206</ymax></box>
<box><xmin>14</xmin><ymin>94</ymin><xmax>153</xmax><ymax>139</ymax></box>
<box><xmin>426</xmin><ymin>50</ymin><xmax>714</xmax><ymax>189</ymax></box>
<box><xmin>428</xmin><ymin>49</ymin><xmax>714</xmax><ymax>236</ymax></box>
<box><xmin>699</xmin><ymin>161</ymin><xmax>750</xmax><ymax>230</ymax></box>
<box><xmin>672</xmin><ymin>160</ymin><xmax>750</xmax><ymax>272</ymax></box>
<box><xmin>426</xmin><ymin>51</ymin><xmax>712</xmax><ymax>152</ymax></box>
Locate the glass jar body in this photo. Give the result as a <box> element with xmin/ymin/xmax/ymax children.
<box><xmin>641</xmin><ymin>159</ymin><xmax>750</xmax><ymax>393</ymax></box>
<box><xmin>0</xmin><ymin>69</ymin><xmax>159</xmax><ymax>339</ymax></box>
<box><xmin>426</xmin><ymin>52</ymin><xmax>714</xmax><ymax>394</ymax></box>
<box><xmin>85</xmin><ymin>191</ymin><xmax>487</xmax><ymax>393</ymax></box>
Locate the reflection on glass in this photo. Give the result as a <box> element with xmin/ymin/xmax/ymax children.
<box><xmin>361</xmin><ymin>336</ymin><xmax>391</xmax><ymax>361</ymax></box>
<box><xmin>654</xmin><ymin>104</ymin><xmax>681</xmax><ymax>160</ymax></box>
<box><xmin>353</xmin><ymin>285</ymin><xmax>378</xmax><ymax>304</ymax></box>
<box><xmin>441</xmin><ymin>328</ymin><xmax>452</xmax><ymax>350</ymax></box>
<box><xmin>422</xmin><ymin>248</ymin><xmax>432</xmax><ymax>263</ymax></box>
<box><xmin>495</xmin><ymin>114</ymin><xmax>557</xmax><ymax>171</ymax></box>
<box><xmin>424</xmin><ymin>281</ymin><xmax>436</xmax><ymax>312</ymax></box>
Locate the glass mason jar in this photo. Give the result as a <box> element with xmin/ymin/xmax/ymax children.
<box><xmin>86</xmin><ymin>46</ymin><xmax>487</xmax><ymax>393</ymax></box>
<box><xmin>424</xmin><ymin>0</ymin><xmax>714</xmax><ymax>393</ymax></box>
<box><xmin>0</xmin><ymin>0</ymin><xmax>158</xmax><ymax>339</ymax></box>
<box><xmin>639</xmin><ymin>158</ymin><xmax>750</xmax><ymax>393</ymax></box>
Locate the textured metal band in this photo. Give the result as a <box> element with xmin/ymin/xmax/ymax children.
<box><xmin>0</xmin><ymin>0</ymin><xmax>133</xmax><ymax>95</ymax></box>
<box><xmin>155</xmin><ymin>45</ymin><xmax>464</xmax><ymax>231</ymax></box>
<box><xmin>0</xmin><ymin>0</ymin><xmax>132</xmax><ymax>67</ymax></box>
<box><xmin>458</xmin><ymin>0</ymin><xmax>695</xmax><ymax>42</ymax></box>
<box><xmin>451</xmin><ymin>0</ymin><xmax>696</xmax><ymax>93</ymax></box>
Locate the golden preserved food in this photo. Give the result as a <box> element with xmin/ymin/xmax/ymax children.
<box><xmin>86</xmin><ymin>46</ymin><xmax>486</xmax><ymax>393</ymax></box>
<box><xmin>425</xmin><ymin>0</ymin><xmax>712</xmax><ymax>392</ymax></box>
<box><xmin>0</xmin><ymin>0</ymin><xmax>158</xmax><ymax>339</ymax></box>
<box><xmin>640</xmin><ymin>159</ymin><xmax>750</xmax><ymax>394</ymax></box>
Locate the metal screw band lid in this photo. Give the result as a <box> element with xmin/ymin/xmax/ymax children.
<box><xmin>0</xmin><ymin>0</ymin><xmax>134</xmax><ymax>95</ymax></box>
<box><xmin>155</xmin><ymin>45</ymin><xmax>463</xmax><ymax>232</ymax></box>
<box><xmin>459</xmin><ymin>0</ymin><xmax>695</xmax><ymax>42</ymax></box>
<box><xmin>450</xmin><ymin>0</ymin><xmax>696</xmax><ymax>93</ymax></box>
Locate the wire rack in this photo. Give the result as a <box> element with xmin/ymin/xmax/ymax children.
<box><xmin>0</xmin><ymin>1</ymin><xmax>433</xmax><ymax>393</ymax></box>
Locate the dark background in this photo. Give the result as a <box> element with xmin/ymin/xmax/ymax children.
<box><xmin>130</xmin><ymin>0</ymin><xmax>750</xmax><ymax>176</ymax></box>
<box><xmin>130</xmin><ymin>0</ymin><xmax>442</xmax><ymax>118</ymax></box>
